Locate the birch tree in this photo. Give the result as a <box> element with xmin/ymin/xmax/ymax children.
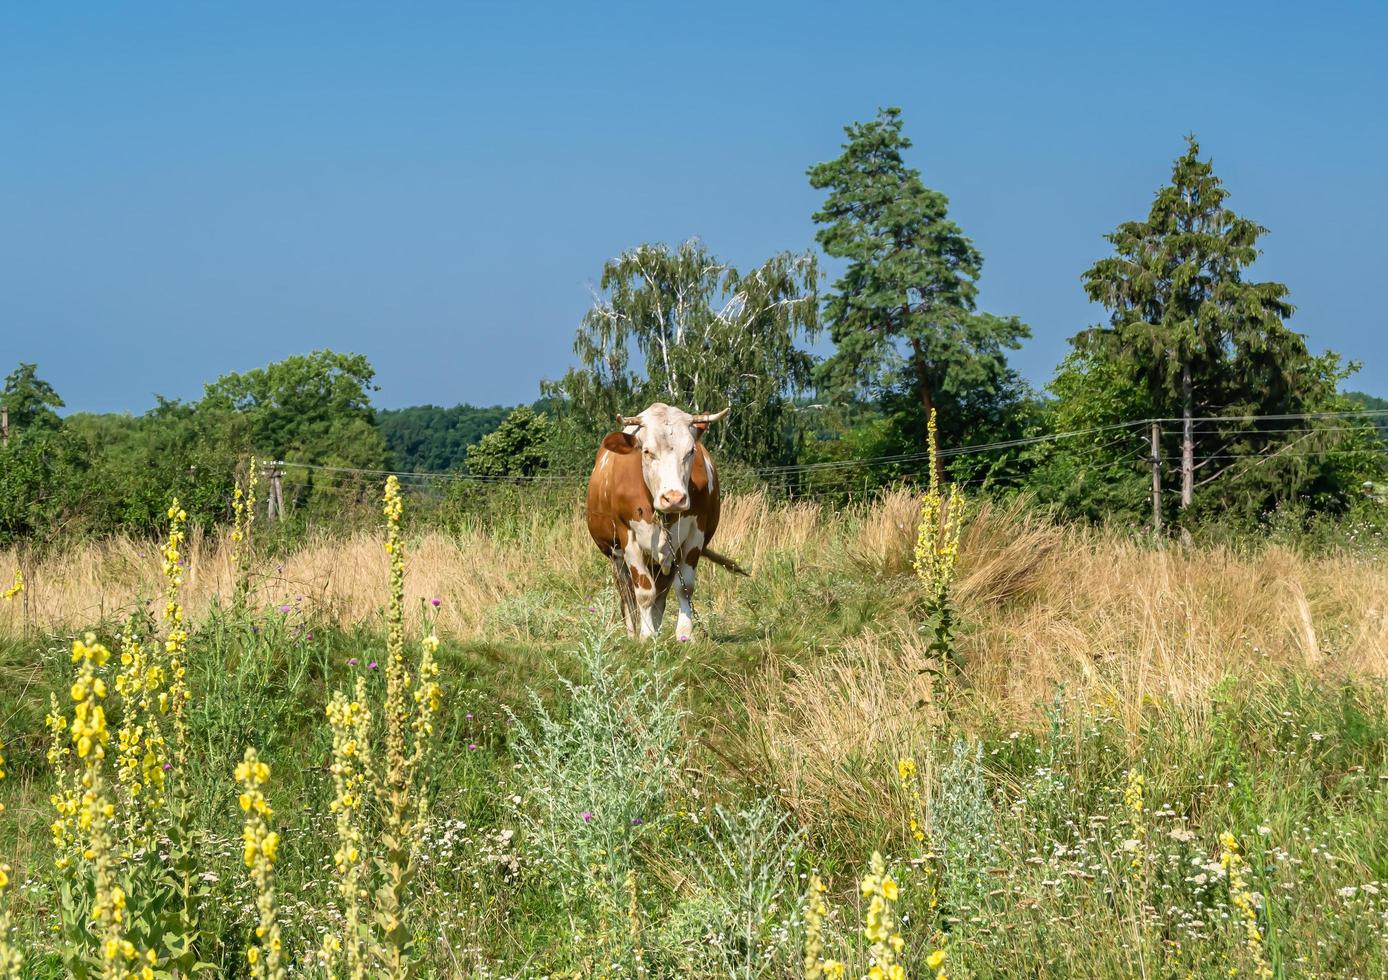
<box><xmin>545</xmin><ymin>239</ymin><xmax>818</xmax><ymax>465</ymax></box>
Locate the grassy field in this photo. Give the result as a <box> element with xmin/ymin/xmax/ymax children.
<box><xmin>1</xmin><ymin>489</ymin><xmax>1386</xmax><ymax>977</ymax></box>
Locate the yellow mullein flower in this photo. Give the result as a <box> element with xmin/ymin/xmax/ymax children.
<box><xmin>63</xmin><ymin>635</ymin><xmax>138</xmax><ymax>979</ymax></box>
<box><xmin>381</xmin><ymin>475</ymin><xmax>411</xmax><ymax>784</ymax></box>
<box><xmin>113</xmin><ymin>619</ymin><xmax>168</xmax><ymax>845</ymax></box>
<box><xmin>161</xmin><ymin>501</ymin><xmax>192</xmax><ymax>769</ymax></box>
<box><xmin>235</xmin><ymin>748</ymin><xmax>284</xmax><ymax>980</ymax></box>
<box><xmin>859</xmin><ymin>852</ymin><xmax>908</xmax><ymax>980</ymax></box>
<box><xmin>804</xmin><ymin>874</ymin><xmax>847</xmax><ymax>980</ymax></box>
<box><xmin>926</xmin><ymin>947</ymin><xmax>947</xmax><ymax>979</ymax></box>
<box><xmin>0</xmin><ymin>738</ymin><xmax>18</xmax><ymax>978</ymax></box>
<box><xmin>1122</xmin><ymin>769</ymin><xmax>1146</xmax><ymax>872</ymax></box>
<box><xmin>1219</xmin><ymin>832</ymin><xmax>1273</xmax><ymax>980</ymax></box>
<box><xmin>0</xmin><ymin>568</ymin><xmax>21</xmax><ymax>602</ymax></box>
<box><xmin>324</xmin><ymin>677</ymin><xmax>372</xmax><ymax>980</ymax></box>
<box><xmin>912</xmin><ymin>410</ymin><xmax>966</xmax><ymax>597</ymax></box>
<box><xmin>230</xmin><ymin>458</ymin><xmax>259</xmax><ymax>601</ymax></box>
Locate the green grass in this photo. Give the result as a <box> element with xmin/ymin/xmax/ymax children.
<box><xmin>2</xmin><ymin>531</ymin><xmax>1387</xmax><ymax>978</ymax></box>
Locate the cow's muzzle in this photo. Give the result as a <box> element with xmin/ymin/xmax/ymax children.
<box><xmin>656</xmin><ymin>489</ymin><xmax>689</xmax><ymax>513</ymax></box>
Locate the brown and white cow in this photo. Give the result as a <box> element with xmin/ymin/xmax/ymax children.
<box><xmin>586</xmin><ymin>402</ymin><xmax>739</xmax><ymax>640</ymax></box>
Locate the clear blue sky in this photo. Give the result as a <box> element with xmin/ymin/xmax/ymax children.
<box><xmin>3</xmin><ymin>1</ymin><xmax>1384</xmax><ymax>414</ymax></box>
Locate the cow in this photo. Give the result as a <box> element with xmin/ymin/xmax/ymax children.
<box><xmin>586</xmin><ymin>402</ymin><xmax>745</xmax><ymax>641</ymax></box>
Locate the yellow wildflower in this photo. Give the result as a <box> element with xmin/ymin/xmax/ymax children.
<box><xmin>235</xmin><ymin>747</ymin><xmax>284</xmax><ymax>980</ymax></box>
<box><xmin>0</xmin><ymin>568</ymin><xmax>21</xmax><ymax>602</ymax></box>
<box><xmin>161</xmin><ymin>500</ymin><xmax>192</xmax><ymax>769</ymax></box>
<box><xmin>859</xmin><ymin>852</ymin><xmax>908</xmax><ymax>980</ymax></box>
<box><xmin>1219</xmin><ymin>832</ymin><xmax>1273</xmax><ymax>980</ymax></box>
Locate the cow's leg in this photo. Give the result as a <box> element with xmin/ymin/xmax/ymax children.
<box><xmin>609</xmin><ymin>552</ymin><xmax>637</xmax><ymax>637</ymax></box>
<box><xmin>675</xmin><ymin>550</ymin><xmax>700</xmax><ymax>641</ymax></box>
<box><xmin>651</xmin><ymin>587</ymin><xmax>669</xmax><ymax>634</ymax></box>
<box><xmin>623</xmin><ymin>542</ymin><xmax>660</xmax><ymax>640</ymax></box>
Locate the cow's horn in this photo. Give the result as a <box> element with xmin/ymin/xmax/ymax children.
<box><xmin>617</xmin><ymin>413</ymin><xmax>644</xmax><ymax>428</ymax></box>
<box><xmin>690</xmin><ymin>407</ymin><xmax>730</xmax><ymax>424</ymax></box>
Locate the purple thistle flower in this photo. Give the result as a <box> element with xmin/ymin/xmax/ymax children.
<box><xmin>468</xmin><ymin>743</ymin><xmax>478</xmax><ymax>751</ymax></box>
<box><xmin>163</xmin><ymin>763</ymin><xmax>172</xmax><ymax>771</ymax></box>
<box><xmin>368</xmin><ymin>660</ymin><xmax>378</xmax><ymax>670</ymax></box>
<box><xmin>580</xmin><ymin>811</ymin><xmax>594</xmax><ymax>823</ymax></box>
<box><xmin>631</xmin><ymin>817</ymin><xmax>643</xmax><ymax>826</ymax></box>
<box><xmin>431</xmin><ymin>597</ymin><xmax>441</xmax><ymax>607</ymax></box>
<box><xmin>465</xmin><ymin>712</ymin><xmax>474</xmax><ymax>720</ymax></box>
<box><xmin>348</xmin><ymin>658</ymin><xmax>358</xmax><ymax>667</ymax></box>
<box><xmin>278</xmin><ymin>604</ymin><xmax>291</xmax><ymax>614</ymax></box>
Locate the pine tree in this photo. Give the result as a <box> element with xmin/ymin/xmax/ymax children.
<box><xmin>808</xmin><ymin>107</ymin><xmax>1028</xmax><ymax>481</ymax></box>
<box><xmin>1081</xmin><ymin>136</ymin><xmax>1304</xmax><ymax>512</ymax></box>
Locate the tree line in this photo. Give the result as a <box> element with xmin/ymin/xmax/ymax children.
<box><xmin>3</xmin><ymin>109</ymin><xmax>1385</xmax><ymax>544</ymax></box>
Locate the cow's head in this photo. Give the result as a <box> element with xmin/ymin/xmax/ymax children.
<box><xmin>603</xmin><ymin>402</ymin><xmax>729</xmax><ymax>514</ymax></box>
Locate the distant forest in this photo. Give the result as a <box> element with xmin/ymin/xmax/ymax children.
<box><xmin>377</xmin><ymin>404</ymin><xmax>512</xmax><ymax>471</ymax></box>
<box><xmin>1345</xmin><ymin>391</ymin><xmax>1388</xmax><ymax>444</ymax></box>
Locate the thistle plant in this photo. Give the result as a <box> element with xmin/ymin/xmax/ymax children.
<box><xmin>236</xmin><ymin>748</ymin><xmax>284</xmax><ymax>980</ymax></box>
<box><xmin>1219</xmin><ymin>832</ymin><xmax>1273</xmax><ymax>979</ymax></box>
<box><xmin>625</xmin><ymin>868</ymin><xmax>647</xmax><ymax>978</ymax></box>
<box><xmin>913</xmin><ymin>409</ymin><xmax>966</xmax><ymax>666</ymax></box>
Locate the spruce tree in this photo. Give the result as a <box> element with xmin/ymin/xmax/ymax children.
<box><xmin>1081</xmin><ymin>136</ymin><xmax>1304</xmax><ymax>511</ymax></box>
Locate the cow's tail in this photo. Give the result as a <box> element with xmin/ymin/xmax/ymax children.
<box><xmin>702</xmin><ymin>547</ymin><xmax>750</xmax><ymax>577</ymax></box>
<box><xmin>609</xmin><ymin>550</ymin><xmax>638</xmax><ymax>634</ymax></box>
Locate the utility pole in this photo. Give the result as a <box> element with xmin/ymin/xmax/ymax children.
<box><xmin>264</xmin><ymin>461</ymin><xmax>285</xmax><ymax>522</ymax></box>
<box><xmin>1</xmin><ymin>404</ymin><xmax>8</xmax><ymax>447</ymax></box>
<box><xmin>1180</xmin><ymin>366</ymin><xmax>1194</xmax><ymax>510</ymax></box>
<box><xmin>1150</xmin><ymin>422</ymin><xmax>1163</xmax><ymax>533</ymax></box>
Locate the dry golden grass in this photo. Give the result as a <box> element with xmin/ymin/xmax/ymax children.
<box><xmin>3</xmin><ymin>488</ymin><xmax>1385</xmax><ymax>707</ymax></box>
<box><xmin>730</xmin><ymin>491</ymin><xmax>1388</xmax><ymax>830</ymax></box>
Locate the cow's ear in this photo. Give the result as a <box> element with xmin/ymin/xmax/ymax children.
<box><xmin>601</xmin><ymin>431</ymin><xmax>638</xmax><ymax>454</ymax></box>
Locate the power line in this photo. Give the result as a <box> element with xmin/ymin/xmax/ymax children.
<box><xmin>266</xmin><ymin>408</ymin><xmax>1388</xmax><ymax>487</ymax></box>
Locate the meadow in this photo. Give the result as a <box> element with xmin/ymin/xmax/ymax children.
<box><xmin>1</xmin><ymin>481</ymin><xmax>1386</xmax><ymax>978</ymax></box>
